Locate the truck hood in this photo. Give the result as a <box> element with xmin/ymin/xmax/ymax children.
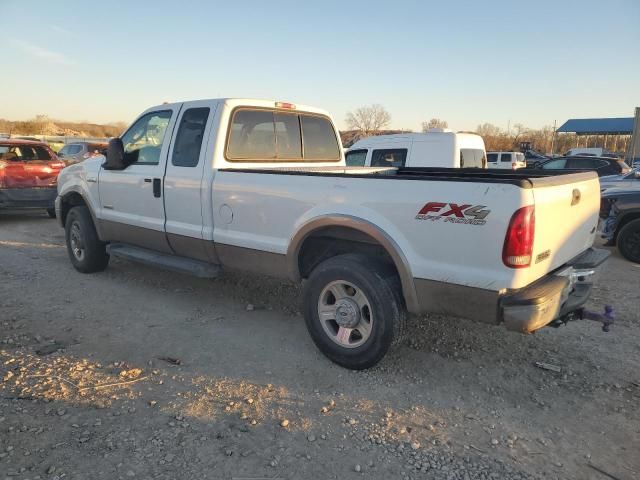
<box><xmin>601</xmin><ymin>185</ymin><xmax>640</xmax><ymax>199</ymax></box>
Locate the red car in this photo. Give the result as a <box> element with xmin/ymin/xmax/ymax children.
<box><xmin>0</xmin><ymin>139</ymin><xmax>65</xmax><ymax>217</ymax></box>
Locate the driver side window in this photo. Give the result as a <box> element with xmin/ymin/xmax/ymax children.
<box><xmin>121</xmin><ymin>110</ymin><xmax>172</xmax><ymax>165</ymax></box>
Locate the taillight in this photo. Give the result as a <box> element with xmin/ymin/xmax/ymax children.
<box><xmin>503</xmin><ymin>205</ymin><xmax>535</xmax><ymax>268</ymax></box>
<box><xmin>512</xmin><ymin>162</ymin><xmax>516</xmax><ymax>169</ymax></box>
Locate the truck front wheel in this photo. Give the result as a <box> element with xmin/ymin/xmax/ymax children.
<box><xmin>617</xmin><ymin>218</ymin><xmax>640</xmax><ymax>264</ymax></box>
<box><xmin>65</xmin><ymin>206</ymin><xmax>110</xmax><ymax>273</ymax></box>
<box><xmin>303</xmin><ymin>254</ymin><xmax>406</xmax><ymax>370</ymax></box>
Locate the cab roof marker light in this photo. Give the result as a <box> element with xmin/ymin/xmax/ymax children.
<box><xmin>275</xmin><ymin>102</ymin><xmax>296</xmax><ymax>110</ymax></box>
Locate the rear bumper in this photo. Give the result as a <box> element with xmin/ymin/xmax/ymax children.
<box><xmin>500</xmin><ymin>248</ymin><xmax>610</xmax><ymax>333</ymax></box>
<box><xmin>0</xmin><ymin>187</ymin><xmax>56</xmax><ymax>209</ymax></box>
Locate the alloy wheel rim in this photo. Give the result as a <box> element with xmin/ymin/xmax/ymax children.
<box><xmin>70</xmin><ymin>221</ymin><xmax>85</xmax><ymax>261</ymax></box>
<box><xmin>317</xmin><ymin>280</ymin><xmax>373</xmax><ymax>348</ymax></box>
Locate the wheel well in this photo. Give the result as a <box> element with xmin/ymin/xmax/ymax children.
<box><xmin>297</xmin><ymin>226</ymin><xmax>398</xmax><ymax>280</ymax></box>
<box><xmin>60</xmin><ymin>192</ymin><xmax>87</xmax><ymax>226</ymax></box>
<box><xmin>615</xmin><ymin>212</ymin><xmax>640</xmax><ymax>239</ymax></box>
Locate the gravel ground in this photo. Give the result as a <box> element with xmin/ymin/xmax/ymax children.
<box><xmin>1</xmin><ymin>210</ymin><xmax>639</xmax><ymax>480</ymax></box>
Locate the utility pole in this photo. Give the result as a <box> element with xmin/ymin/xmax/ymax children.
<box><xmin>550</xmin><ymin>120</ymin><xmax>557</xmax><ymax>156</ymax></box>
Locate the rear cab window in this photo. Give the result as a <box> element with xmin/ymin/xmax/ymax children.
<box><xmin>226</xmin><ymin>108</ymin><xmax>340</xmax><ymax>162</ymax></box>
<box><xmin>500</xmin><ymin>153</ymin><xmax>513</xmax><ymax>163</ymax></box>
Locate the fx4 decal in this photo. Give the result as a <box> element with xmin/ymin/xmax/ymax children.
<box><xmin>416</xmin><ymin>202</ymin><xmax>490</xmax><ymax>225</ymax></box>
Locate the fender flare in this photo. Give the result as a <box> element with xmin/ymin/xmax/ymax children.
<box><xmin>286</xmin><ymin>214</ymin><xmax>419</xmax><ymax>313</ymax></box>
<box><xmin>59</xmin><ymin>187</ymin><xmax>103</xmax><ymax>238</ymax></box>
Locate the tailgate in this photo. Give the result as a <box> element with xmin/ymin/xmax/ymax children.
<box><xmin>528</xmin><ymin>172</ymin><xmax>600</xmax><ymax>279</ymax></box>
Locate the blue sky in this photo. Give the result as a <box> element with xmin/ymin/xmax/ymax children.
<box><xmin>0</xmin><ymin>0</ymin><xmax>638</xmax><ymax>131</ymax></box>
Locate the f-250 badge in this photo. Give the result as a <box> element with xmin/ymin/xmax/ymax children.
<box><xmin>416</xmin><ymin>202</ymin><xmax>490</xmax><ymax>225</ymax></box>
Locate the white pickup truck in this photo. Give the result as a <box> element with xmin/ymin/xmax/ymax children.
<box><xmin>56</xmin><ymin>98</ymin><xmax>609</xmax><ymax>369</ymax></box>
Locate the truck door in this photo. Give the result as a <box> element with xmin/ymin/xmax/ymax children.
<box><xmin>98</xmin><ymin>106</ymin><xmax>180</xmax><ymax>253</ymax></box>
<box><xmin>163</xmin><ymin>101</ymin><xmax>217</xmax><ymax>261</ymax></box>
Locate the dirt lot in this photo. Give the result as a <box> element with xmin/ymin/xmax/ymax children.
<box><xmin>1</xmin><ymin>210</ymin><xmax>639</xmax><ymax>480</ymax></box>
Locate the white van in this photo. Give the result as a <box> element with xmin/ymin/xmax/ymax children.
<box><xmin>345</xmin><ymin>130</ymin><xmax>487</xmax><ymax>169</ymax></box>
<box><xmin>487</xmin><ymin>151</ymin><xmax>527</xmax><ymax>169</ymax></box>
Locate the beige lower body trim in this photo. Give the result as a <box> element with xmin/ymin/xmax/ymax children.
<box><xmin>215</xmin><ymin>243</ymin><xmax>290</xmax><ymax>278</ymax></box>
<box><xmin>166</xmin><ymin>233</ymin><xmax>219</xmax><ymax>263</ymax></box>
<box><xmin>413</xmin><ymin>278</ymin><xmax>500</xmax><ymax>324</ymax></box>
<box><xmin>98</xmin><ymin>220</ymin><xmax>173</xmax><ymax>254</ymax></box>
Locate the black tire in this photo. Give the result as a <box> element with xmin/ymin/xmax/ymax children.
<box><xmin>617</xmin><ymin>219</ymin><xmax>640</xmax><ymax>264</ymax></box>
<box><xmin>46</xmin><ymin>208</ymin><xmax>56</xmax><ymax>219</ymax></box>
<box><xmin>303</xmin><ymin>253</ymin><xmax>407</xmax><ymax>370</ymax></box>
<box><xmin>65</xmin><ymin>206</ymin><xmax>110</xmax><ymax>273</ymax></box>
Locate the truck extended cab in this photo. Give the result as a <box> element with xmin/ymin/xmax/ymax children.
<box><xmin>56</xmin><ymin>98</ymin><xmax>609</xmax><ymax>369</ymax></box>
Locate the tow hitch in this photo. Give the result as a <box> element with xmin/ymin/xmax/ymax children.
<box><xmin>550</xmin><ymin>305</ymin><xmax>615</xmax><ymax>332</ymax></box>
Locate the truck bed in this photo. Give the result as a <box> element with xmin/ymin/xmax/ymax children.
<box><xmin>213</xmin><ymin>166</ymin><xmax>600</xmax><ymax>294</ymax></box>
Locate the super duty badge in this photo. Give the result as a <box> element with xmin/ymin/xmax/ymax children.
<box><xmin>416</xmin><ymin>202</ymin><xmax>490</xmax><ymax>225</ymax></box>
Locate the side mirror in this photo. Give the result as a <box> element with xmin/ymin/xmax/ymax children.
<box><xmin>103</xmin><ymin>137</ymin><xmax>126</xmax><ymax>170</ymax></box>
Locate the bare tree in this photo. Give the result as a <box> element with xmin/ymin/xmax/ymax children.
<box><xmin>345</xmin><ymin>104</ymin><xmax>391</xmax><ymax>135</ymax></box>
<box><xmin>421</xmin><ymin>118</ymin><xmax>448</xmax><ymax>132</ymax></box>
<box><xmin>476</xmin><ymin>123</ymin><xmax>503</xmax><ymax>137</ymax></box>
<box><xmin>511</xmin><ymin>123</ymin><xmax>529</xmax><ymax>144</ymax></box>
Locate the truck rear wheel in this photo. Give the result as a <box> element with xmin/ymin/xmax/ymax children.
<box><xmin>65</xmin><ymin>206</ymin><xmax>110</xmax><ymax>273</ymax></box>
<box><xmin>617</xmin><ymin>219</ymin><xmax>640</xmax><ymax>264</ymax></box>
<box><xmin>303</xmin><ymin>254</ymin><xmax>406</xmax><ymax>370</ymax></box>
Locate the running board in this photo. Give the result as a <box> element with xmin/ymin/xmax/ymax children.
<box><xmin>107</xmin><ymin>243</ymin><xmax>221</xmax><ymax>278</ymax></box>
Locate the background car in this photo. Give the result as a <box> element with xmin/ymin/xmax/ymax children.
<box><xmin>57</xmin><ymin>141</ymin><xmax>108</xmax><ymax>165</ymax></box>
<box><xmin>600</xmin><ymin>169</ymin><xmax>640</xmax><ymax>191</ymax></box>
<box><xmin>486</xmin><ymin>151</ymin><xmax>526</xmax><ymax>169</ymax></box>
<box><xmin>0</xmin><ymin>139</ymin><xmax>65</xmax><ymax>217</ymax></box>
<box><xmin>534</xmin><ymin>155</ymin><xmax>630</xmax><ymax>177</ymax></box>
<box><xmin>523</xmin><ymin>149</ymin><xmax>549</xmax><ymax>167</ymax></box>
<box><xmin>599</xmin><ymin>186</ymin><xmax>640</xmax><ymax>263</ymax></box>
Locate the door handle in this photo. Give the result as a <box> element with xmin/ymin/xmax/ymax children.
<box><xmin>153</xmin><ymin>178</ymin><xmax>161</xmax><ymax>198</ymax></box>
<box><xmin>144</xmin><ymin>178</ymin><xmax>152</xmax><ymax>183</ymax></box>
